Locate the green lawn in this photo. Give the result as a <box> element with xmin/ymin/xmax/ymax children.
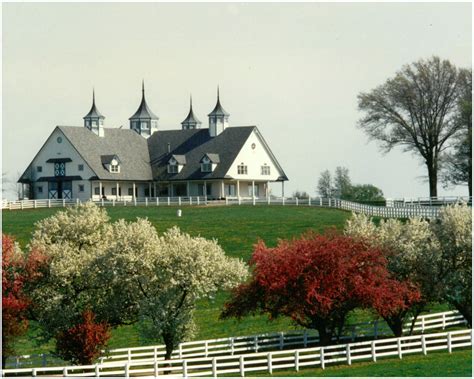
<box><xmin>262</xmin><ymin>349</ymin><xmax>472</xmax><ymax>377</ymax></box>
<box><xmin>3</xmin><ymin>205</ymin><xmax>355</xmax><ymax>355</ymax></box>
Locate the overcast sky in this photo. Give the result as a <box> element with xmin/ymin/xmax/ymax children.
<box><xmin>2</xmin><ymin>3</ymin><xmax>472</xmax><ymax>200</ymax></box>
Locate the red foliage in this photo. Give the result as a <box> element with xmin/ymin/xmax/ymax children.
<box><xmin>55</xmin><ymin>310</ymin><xmax>111</xmax><ymax>365</ymax></box>
<box><xmin>222</xmin><ymin>231</ymin><xmax>420</xmax><ymax>344</ymax></box>
<box><xmin>2</xmin><ymin>234</ymin><xmax>48</xmax><ymax>366</ymax></box>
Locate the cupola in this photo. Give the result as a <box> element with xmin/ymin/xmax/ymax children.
<box><xmin>129</xmin><ymin>81</ymin><xmax>159</xmax><ymax>138</ymax></box>
<box><xmin>208</xmin><ymin>87</ymin><xmax>229</xmax><ymax>137</ymax></box>
<box><xmin>181</xmin><ymin>95</ymin><xmax>202</xmax><ymax>130</ymax></box>
<box><xmin>83</xmin><ymin>90</ymin><xmax>105</xmax><ymax>137</ymax></box>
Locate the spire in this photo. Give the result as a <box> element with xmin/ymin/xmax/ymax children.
<box><xmin>181</xmin><ymin>94</ymin><xmax>202</xmax><ymax>129</ymax></box>
<box><xmin>208</xmin><ymin>86</ymin><xmax>230</xmax><ymax>117</ymax></box>
<box><xmin>84</xmin><ymin>89</ymin><xmax>104</xmax><ymax>119</ymax></box>
<box><xmin>129</xmin><ymin>80</ymin><xmax>159</xmax><ymax>120</ymax></box>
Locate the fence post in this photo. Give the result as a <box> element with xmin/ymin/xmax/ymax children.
<box><xmin>95</xmin><ymin>364</ymin><xmax>100</xmax><ymax>377</ymax></box>
<box><xmin>179</xmin><ymin>344</ymin><xmax>183</xmax><ymax>359</ymax></box>
<box><xmin>124</xmin><ymin>363</ymin><xmax>130</xmax><ymax>377</ymax></box>
<box><xmin>42</xmin><ymin>353</ymin><xmax>47</xmax><ymax>367</ymax></box>
<box><xmin>294</xmin><ymin>350</ymin><xmax>300</xmax><ymax>371</ymax></box>
<box><xmin>21</xmin><ymin>201</ymin><xmax>24</xmax><ymax>210</ymax></box>
<box><xmin>267</xmin><ymin>353</ymin><xmax>272</xmax><ymax>374</ymax></box>
<box><xmin>63</xmin><ymin>367</ymin><xmax>68</xmax><ymax>376</ymax></box>
<box><xmin>63</xmin><ymin>198</ymin><xmax>66</xmax><ymax>207</ymax></box>
<box><xmin>112</xmin><ymin>198</ymin><xmax>115</xmax><ymax>207</ymax></box>
<box><xmin>168</xmin><ymin>197</ymin><xmax>170</xmax><ymax>206</ymax></box>
<box><xmin>33</xmin><ymin>200</ymin><xmax>37</xmax><ymax>209</ymax></box>
<box><xmin>279</xmin><ymin>332</ymin><xmax>284</xmax><ymax>349</ymax></box>
<box><xmin>76</xmin><ymin>198</ymin><xmax>80</xmax><ymax>206</ymax></box>
<box><xmin>447</xmin><ymin>332</ymin><xmax>452</xmax><ymax>353</ymax></box>
<box><xmin>421</xmin><ymin>315</ymin><xmax>425</xmax><ymax>333</ymax></box>
<box><xmin>282</xmin><ymin>197</ymin><xmax>285</xmax><ymax>206</ymax></box>
<box><xmin>146</xmin><ymin>198</ymin><xmax>148</xmax><ymax>207</ymax></box>
<box><xmin>157</xmin><ymin>197</ymin><xmax>159</xmax><ymax>206</ymax></box>
<box><xmin>226</xmin><ymin>197</ymin><xmax>229</xmax><ymax>205</ymax></box>
<box><xmin>371</xmin><ymin>340</ymin><xmax>377</xmax><ymax>362</ymax></box>
<box><xmin>320</xmin><ymin>197</ymin><xmax>322</xmax><ymax>206</ymax></box>
<box><xmin>397</xmin><ymin>338</ymin><xmax>403</xmax><ymax>359</ymax></box>
<box><xmin>128</xmin><ymin>349</ymin><xmax>131</xmax><ymax>362</ymax></box>
<box><xmin>239</xmin><ymin>355</ymin><xmax>245</xmax><ymax>377</ymax></box>
<box><xmin>268</xmin><ymin>196</ymin><xmax>271</xmax><ymax>205</ymax></box>
<box><xmin>32</xmin><ymin>368</ymin><xmax>37</xmax><ymax>377</ymax></box>
<box><xmin>190</xmin><ymin>197</ymin><xmax>192</xmax><ymax>205</ymax></box>
<box><xmin>134</xmin><ymin>198</ymin><xmax>137</xmax><ymax>206</ymax></box>
<box><xmin>421</xmin><ymin>335</ymin><xmax>427</xmax><ymax>355</ymax></box>
<box><xmin>230</xmin><ymin>337</ymin><xmax>235</xmax><ymax>355</ymax></box>
<box><xmin>197</xmin><ymin>196</ymin><xmax>199</xmax><ymax>206</ymax></box>
<box><xmin>154</xmin><ymin>346</ymin><xmax>157</xmax><ymax>361</ymax></box>
<box><xmin>254</xmin><ymin>336</ymin><xmax>259</xmax><ymax>352</ymax></box>
<box><xmin>212</xmin><ymin>357</ymin><xmax>217</xmax><ymax>378</ymax></box>
<box><xmin>296</xmin><ymin>197</ymin><xmax>299</xmax><ymax>206</ymax></box>
<box><xmin>320</xmin><ymin>347</ymin><xmax>325</xmax><ymax>369</ymax></box>
<box><xmin>205</xmin><ymin>341</ymin><xmax>209</xmax><ymax>357</ymax></box>
<box><xmin>351</xmin><ymin>326</ymin><xmax>356</xmax><ymax>342</ymax></box>
<box><xmin>124</xmin><ymin>199</ymin><xmax>126</xmax><ymax>206</ymax></box>
<box><xmin>48</xmin><ymin>199</ymin><xmax>51</xmax><ymax>208</ymax></box>
<box><xmin>442</xmin><ymin>313</ymin><xmax>446</xmax><ymax>330</ymax></box>
<box><xmin>303</xmin><ymin>330</ymin><xmax>308</xmax><ymax>348</ymax></box>
<box><xmin>374</xmin><ymin>320</ymin><xmax>378</xmax><ymax>339</ymax></box>
<box><xmin>178</xmin><ymin>197</ymin><xmax>181</xmax><ymax>206</ymax></box>
<box><xmin>253</xmin><ymin>197</ymin><xmax>256</xmax><ymax>206</ymax></box>
<box><xmin>154</xmin><ymin>361</ymin><xmax>159</xmax><ymax>378</ymax></box>
<box><xmin>238</xmin><ymin>197</ymin><xmax>241</xmax><ymax>205</ymax></box>
<box><xmin>308</xmin><ymin>197</ymin><xmax>311</xmax><ymax>206</ymax></box>
<box><xmin>346</xmin><ymin>344</ymin><xmax>351</xmax><ymax>365</ymax></box>
<box><xmin>183</xmin><ymin>360</ymin><xmax>188</xmax><ymax>378</ymax></box>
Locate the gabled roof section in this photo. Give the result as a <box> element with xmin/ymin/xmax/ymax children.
<box><xmin>170</xmin><ymin>154</ymin><xmax>186</xmax><ymax>165</ymax></box>
<box><xmin>148</xmin><ymin>127</ymin><xmax>254</xmax><ymax>181</ymax></box>
<box><xmin>59</xmin><ymin>126</ymin><xmax>152</xmax><ymax>181</ymax></box>
<box><xmin>201</xmin><ymin>153</ymin><xmax>220</xmax><ymax>163</ymax></box>
<box><xmin>129</xmin><ymin>81</ymin><xmax>159</xmax><ymax>120</ymax></box>
<box><xmin>253</xmin><ymin>127</ymin><xmax>289</xmax><ymax>181</ymax></box>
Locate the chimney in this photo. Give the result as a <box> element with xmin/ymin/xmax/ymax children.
<box><xmin>167</xmin><ymin>143</ymin><xmax>171</xmax><ymax>153</ymax></box>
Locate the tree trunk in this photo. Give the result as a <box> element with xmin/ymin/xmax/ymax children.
<box><xmin>2</xmin><ymin>354</ymin><xmax>6</xmax><ymax>369</ymax></box>
<box><xmin>383</xmin><ymin>315</ymin><xmax>404</xmax><ymax>337</ymax></box>
<box><xmin>427</xmin><ymin>161</ymin><xmax>438</xmax><ymax>198</ymax></box>
<box><xmin>316</xmin><ymin>326</ymin><xmax>333</xmax><ymax>346</ymax></box>
<box><xmin>162</xmin><ymin>332</ymin><xmax>175</xmax><ymax>361</ymax></box>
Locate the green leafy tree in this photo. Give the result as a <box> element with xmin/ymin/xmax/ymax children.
<box><xmin>345</xmin><ymin>184</ymin><xmax>385</xmax><ymax>203</ymax></box>
<box><xmin>357</xmin><ymin>56</ymin><xmax>464</xmax><ymax>197</ymax></box>
<box><xmin>334</xmin><ymin>166</ymin><xmax>352</xmax><ymax>199</ymax></box>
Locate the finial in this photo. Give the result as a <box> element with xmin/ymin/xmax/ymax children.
<box><xmin>217</xmin><ymin>85</ymin><xmax>220</xmax><ymax>101</ymax></box>
<box><xmin>92</xmin><ymin>88</ymin><xmax>95</xmax><ymax>105</ymax></box>
<box><xmin>190</xmin><ymin>94</ymin><xmax>193</xmax><ymax>110</ymax></box>
<box><xmin>142</xmin><ymin>79</ymin><xmax>145</xmax><ymax>95</ymax></box>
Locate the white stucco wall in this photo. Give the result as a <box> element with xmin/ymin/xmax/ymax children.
<box><xmin>226</xmin><ymin>130</ymin><xmax>282</xmax><ymax>181</ymax></box>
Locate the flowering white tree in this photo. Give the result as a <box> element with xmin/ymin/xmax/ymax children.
<box><xmin>29</xmin><ymin>203</ymin><xmax>248</xmax><ymax>360</ymax></box>
<box><xmin>103</xmin><ymin>225</ymin><xmax>248</xmax><ymax>359</ymax></box>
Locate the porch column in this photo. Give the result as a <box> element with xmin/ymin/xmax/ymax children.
<box><xmin>237</xmin><ymin>180</ymin><xmax>240</xmax><ymax>198</ymax></box>
<box><xmin>266</xmin><ymin>181</ymin><xmax>270</xmax><ymax>199</ymax></box>
<box><xmin>149</xmin><ymin>182</ymin><xmax>152</xmax><ymax>198</ymax></box>
<box><xmin>252</xmin><ymin>181</ymin><xmax>255</xmax><ymax>199</ymax></box>
<box><xmin>281</xmin><ymin>181</ymin><xmax>285</xmax><ymax>198</ymax></box>
<box><xmin>99</xmin><ymin>181</ymin><xmax>102</xmax><ymax>199</ymax></box>
<box><xmin>133</xmin><ymin>182</ymin><xmax>136</xmax><ymax>200</ymax></box>
<box><xmin>187</xmin><ymin>181</ymin><xmax>190</xmax><ymax>197</ymax></box>
<box><xmin>221</xmin><ymin>181</ymin><xmax>225</xmax><ymax>198</ymax></box>
<box><xmin>116</xmin><ymin>182</ymin><xmax>119</xmax><ymax>200</ymax></box>
<box><xmin>204</xmin><ymin>181</ymin><xmax>207</xmax><ymax>199</ymax></box>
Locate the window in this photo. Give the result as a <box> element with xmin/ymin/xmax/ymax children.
<box><xmin>54</xmin><ymin>162</ymin><xmax>66</xmax><ymax>177</ymax></box>
<box><xmin>141</xmin><ymin>121</ymin><xmax>149</xmax><ymax>129</ymax></box>
<box><xmin>57</xmin><ymin>136</ymin><xmax>63</xmax><ymax>143</ymax></box>
<box><xmin>237</xmin><ymin>164</ymin><xmax>248</xmax><ymax>175</ymax></box>
<box><xmin>37</xmin><ymin>186</ymin><xmax>43</xmax><ymax>193</ymax></box>
<box><xmin>201</xmin><ymin>163</ymin><xmax>212</xmax><ymax>172</ymax></box>
<box><xmin>261</xmin><ymin>165</ymin><xmax>271</xmax><ymax>175</ymax></box>
<box><xmin>168</xmin><ymin>164</ymin><xmax>178</xmax><ymax>174</ymax></box>
<box><xmin>37</xmin><ymin>166</ymin><xmax>42</xmax><ymax>173</ymax></box>
<box><xmin>79</xmin><ymin>184</ymin><xmax>84</xmax><ymax>192</ymax></box>
<box><xmin>78</xmin><ymin>164</ymin><xmax>84</xmax><ymax>171</ymax></box>
<box><xmin>94</xmin><ymin>187</ymin><xmax>100</xmax><ymax>195</ymax></box>
<box><xmin>248</xmin><ymin>184</ymin><xmax>260</xmax><ymax>197</ymax></box>
<box><xmin>110</xmin><ymin>164</ymin><xmax>119</xmax><ymax>173</ymax></box>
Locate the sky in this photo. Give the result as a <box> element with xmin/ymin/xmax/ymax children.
<box><xmin>2</xmin><ymin>2</ymin><xmax>472</xmax><ymax>200</ymax></box>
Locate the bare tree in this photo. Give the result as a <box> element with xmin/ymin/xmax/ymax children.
<box><xmin>357</xmin><ymin>56</ymin><xmax>464</xmax><ymax>197</ymax></box>
<box><xmin>441</xmin><ymin>68</ymin><xmax>472</xmax><ymax>196</ymax></box>
<box><xmin>334</xmin><ymin>166</ymin><xmax>352</xmax><ymax>199</ymax></box>
<box><xmin>317</xmin><ymin>170</ymin><xmax>334</xmax><ymax>198</ymax></box>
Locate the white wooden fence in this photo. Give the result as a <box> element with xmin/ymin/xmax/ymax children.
<box><xmin>3</xmin><ymin>195</ymin><xmax>466</xmax><ymax>219</ymax></box>
<box><xmin>2</xmin><ymin>329</ymin><xmax>471</xmax><ymax>377</ymax></box>
<box><xmin>6</xmin><ymin>310</ymin><xmax>466</xmax><ymax>369</ymax></box>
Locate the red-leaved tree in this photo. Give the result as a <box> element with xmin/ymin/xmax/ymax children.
<box><xmin>221</xmin><ymin>231</ymin><xmax>420</xmax><ymax>344</ymax></box>
<box><xmin>55</xmin><ymin>310</ymin><xmax>111</xmax><ymax>365</ymax></box>
<box><xmin>2</xmin><ymin>234</ymin><xmax>48</xmax><ymax>368</ymax></box>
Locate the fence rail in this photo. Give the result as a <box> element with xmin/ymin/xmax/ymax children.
<box><xmin>2</xmin><ymin>329</ymin><xmax>471</xmax><ymax>377</ymax></box>
<box><xmin>3</xmin><ymin>195</ymin><xmax>470</xmax><ymax>219</ymax></box>
<box><xmin>6</xmin><ymin>310</ymin><xmax>466</xmax><ymax>369</ymax></box>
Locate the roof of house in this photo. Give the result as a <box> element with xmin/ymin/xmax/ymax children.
<box><xmin>202</xmin><ymin>153</ymin><xmax>220</xmax><ymax>163</ymax></box>
<box><xmin>181</xmin><ymin>98</ymin><xmax>202</xmax><ymax>126</ymax></box>
<box><xmin>83</xmin><ymin>92</ymin><xmax>105</xmax><ymax>119</ymax></box>
<box><xmin>129</xmin><ymin>84</ymin><xmax>159</xmax><ymax>120</ymax></box>
<box><xmin>148</xmin><ymin>127</ymin><xmax>255</xmax><ymax>181</ymax></box>
<box><xmin>208</xmin><ymin>89</ymin><xmax>230</xmax><ymax>117</ymax></box>
<box><xmin>59</xmin><ymin>126</ymin><xmax>153</xmax><ymax>181</ymax></box>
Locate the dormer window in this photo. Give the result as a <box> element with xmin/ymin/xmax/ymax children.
<box><xmin>200</xmin><ymin>154</ymin><xmax>219</xmax><ymax>173</ymax></box>
<box><xmin>168</xmin><ymin>155</ymin><xmax>186</xmax><ymax>174</ymax></box>
<box><xmin>238</xmin><ymin>164</ymin><xmax>248</xmax><ymax>175</ymax></box>
<box><xmin>101</xmin><ymin>155</ymin><xmax>121</xmax><ymax>174</ymax></box>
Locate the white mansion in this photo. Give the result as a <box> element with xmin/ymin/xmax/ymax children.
<box><xmin>19</xmin><ymin>84</ymin><xmax>288</xmax><ymax>201</ymax></box>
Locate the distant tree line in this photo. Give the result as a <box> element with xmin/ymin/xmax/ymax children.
<box><xmin>317</xmin><ymin>166</ymin><xmax>385</xmax><ymax>203</ymax></box>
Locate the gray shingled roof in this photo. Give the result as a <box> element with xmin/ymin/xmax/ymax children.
<box><xmin>83</xmin><ymin>98</ymin><xmax>105</xmax><ymax>119</ymax></box>
<box><xmin>208</xmin><ymin>92</ymin><xmax>230</xmax><ymax>117</ymax></box>
<box><xmin>59</xmin><ymin>126</ymin><xmax>153</xmax><ymax>181</ymax></box>
<box><xmin>148</xmin><ymin>127</ymin><xmax>255</xmax><ymax>181</ymax></box>
<box><xmin>181</xmin><ymin>100</ymin><xmax>202</xmax><ymax>126</ymax></box>
<box><xmin>202</xmin><ymin>153</ymin><xmax>220</xmax><ymax>163</ymax></box>
<box><xmin>171</xmin><ymin>154</ymin><xmax>187</xmax><ymax>165</ymax></box>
